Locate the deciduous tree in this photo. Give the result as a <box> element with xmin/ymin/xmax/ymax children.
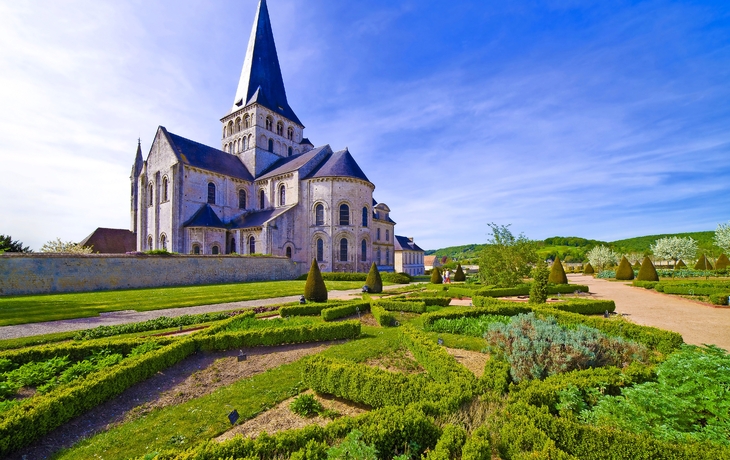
<box><xmin>585</xmin><ymin>245</ymin><xmax>617</xmax><ymax>272</ymax></box>
<box><xmin>479</xmin><ymin>224</ymin><xmax>538</xmax><ymax>287</ymax></box>
<box><xmin>650</xmin><ymin>236</ymin><xmax>697</xmax><ymax>267</ymax></box>
<box><xmin>715</xmin><ymin>221</ymin><xmax>730</xmax><ymax>253</ymax></box>
<box><xmin>40</xmin><ymin>238</ymin><xmax>93</xmax><ymax>254</ymax></box>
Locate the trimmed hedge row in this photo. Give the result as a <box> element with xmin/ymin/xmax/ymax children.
<box><xmin>374</xmin><ymin>299</ymin><xmax>427</xmax><ymax>314</ymax></box>
<box><xmin>294</xmin><ymin>272</ymin><xmax>412</xmax><ymax>284</ymax></box>
<box><xmin>422</xmin><ymin>304</ymin><xmax>531</xmax><ymax>328</ymax></box>
<box><xmin>709</xmin><ymin>293</ymin><xmax>730</xmax><ymax>306</ymax></box>
<box><xmin>279</xmin><ymin>303</ymin><xmax>331</xmax><ymax>317</ymax></box>
<box><xmin>196</xmin><ymin>321</ymin><xmax>361</xmax><ymax>351</ymax></box>
<box><xmin>371</xmin><ymin>304</ymin><xmax>395</xmax><ymax>327</ymax></box>
<box><xmin>73</xmin><ymin>312</ymin><xmax>234</xmax><ymax>340</ymax></box>
<box><xmin>401</xmin><ymin>326</ymin><xmax>476</xmax><ymax>387</ymax></box>
<box><xmin>321</xmin><ymin>302</ymin><xmax>370</xmax><ymax>322</ymax></box>
<box><xmin>549</xmin><ymin>299</ymin><xmax>616</xmax><ymax>315</ymax></box>
<box><xmin>0</xmin><ymin>338</ymin><xmax>197</xmax><ymax>456</ymax></box>
<box><xmin>633</xmin><ymin>280</ymin><xmax>659</xmax><ymax>289</ymax></box>
<box><xmin>474</xmin><ymin>284</ymin><xmax>590</xmax><ymax>298</ymax></box>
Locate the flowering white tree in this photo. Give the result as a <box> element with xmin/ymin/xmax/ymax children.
<box><xmin>650</xmin><ymin>237</ymin><xmax>697</xmax><ymax>267</ymax></box>
<box><xmin>715</xmin><ymin>222</ymin><xmax>730</xmax><ymax>253</ymax></box>
<box><xmin>586</xmin><ymin>245</ymin><xmax>617</xmax><ymax>271</ymax></box>
<box><xmin>40</xmin><ymin>238</ymin><xmax>94</xmax><ymax>254</ymax></box>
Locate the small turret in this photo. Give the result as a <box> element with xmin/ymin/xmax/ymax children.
<box><xmin>130</xmin><ymin>139</ymin><xmax>144</xmax><ymax>233</ymax></box>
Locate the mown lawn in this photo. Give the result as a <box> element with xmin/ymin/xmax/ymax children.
<box><xmin>0</xmin><ymin>280</ymin><xmax>368</xmax><ymax>326</ymax></box>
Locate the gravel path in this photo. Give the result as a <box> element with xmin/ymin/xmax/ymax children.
<box><xmin>0</xmin><ymin>286</ymin><xmax>394</xmax><ymax>340</ymax></box>
<box><xmin>568</xmin><ymin>274</ymin><xmax>730</xmax><ymax>351</ymax></box>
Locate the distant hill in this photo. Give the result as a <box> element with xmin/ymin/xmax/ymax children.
<box><xmin>426</xmin><ymin>231</ymin><xmax>720</xmax><ymax>262</ymax></box>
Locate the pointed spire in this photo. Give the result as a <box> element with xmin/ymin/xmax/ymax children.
<box><xmin>133</xmin><ymin>139</ymin><xmax>144</xmax><ymax>177</ymax></box>
<box><xmin>232</xmin><ymin>0</ymin><xmax>302</xmax><ymax>125</ymax></box>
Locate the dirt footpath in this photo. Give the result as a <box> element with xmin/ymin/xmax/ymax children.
<box><xmin>569</xmin><ymin>274</ymin><xmax>730</xmax><ymax>351</ymax></box>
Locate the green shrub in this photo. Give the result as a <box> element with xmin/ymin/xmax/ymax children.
<box><xmin>279</xmin><ymin>303</ymin><xmax>330</xmax><ymax>317</ymax></box>
<box><xmin>615</xmin><ymin>256</ymin><xmax>635</xmax><ymax>281</ymax></box>
<box><xmin>72</xmin><ymin>312</ymin><xmax>233</xmax><ymax>340</ymax></box>
<box><xmin>475</xmin><ymin>284</ymin><xmax>588</xmax><ymax>298</ymax></box>
<box><xmin>716</xmin><ymin>254</ymin><xmax>730</xmax><ymax>270</ymax></box>
<box><xmin>632</xmin><ymin>280</ymin><xmax>658</xmax><ymax>289</ymax></box>
<box><xmin>321</xmin><ymin>302</ymin><xmax>370</xmax><ymax>321</ymax></box>
<box><xmin>371</xmin><ymin>304</ymin><xmax>396</xmax><ymax>327</ymax></box>
<box><xmin>382</xmin><ymin>272</ymin><xmax>411</xmax><ymax>284</ymax></box>
<box><xmin>694</xmin><ymin>254</ymin><xmax>714</xmax><ymax>270</ymax></box>
<box><xmin>549</xmin><ymin>299</ymin><xmax>616</xmax><ymax>315</ymax></box>
<box><xmin>636</xmin><ymin>256</ymin><xmax>659</xmax><ymax>282</ymax></box>
<box><xmin>548</xmin><ymin>257</ymin><xmax>568</xmax><ymax>285</ymax></box>
<box><xmin>583</xmin><ymin>263</ymin><xmax>594</xmax><ymax>275</ymax></box>
<box><xmin>425</xmin><ymin>314</ymin><xmax>511</xmax><ymax>336</ymax></box>
<box><xmin>461</xmin><ymin>425</ymin><xmax>491</xmax><ymax>460</ymax></box>
<box><xmin>426</xmin><ymin>424</ymin><xmax>467</xmax><ymax>460</ymax></box>
<box><xmin>401</xmin><ymin>325</ymin><xmax>476</xmax><ymax>387</ymax></box>
<box><xmin>675</xmin><ymin>260</ymin><xmax>687</xmax><ymax>269</ymax></box>
<box><xmin>454</xmin><ymin>264</ymin><xmax>466</xmax><ymax>282</ymax></box>
<box><xmin>365</xmin><ymin>262</ymin><xmax>383</xmax><ymax>293</ymax></box>
<box><xmin>304</xmin><ymin>259</ymin><xmax>327</xmax><ymax>302</ymax></box>
<box><xmin>374</xmin><ymin>300</ymin><xmax>426</xmax><ymax>314</ymax></box>
<box><xmin>709</xmin><ymin>293</ymin><xmax>729</xmax><ymax>306</ymax></box>
<box><xmin>530</xmin><ymin>265</ymin><xmax>550</xmax><ymax>304</ymax></box>
<box><xmin>296</xmin><ymin>272</ymin><xmax>366</xmax><ymax>281</ymax></box>
<box><xmin>289</xmin><ymin>393</ymin><xmax>324</xmax><ymax>417</ymax></box>
<box><xmin>431</xmin><ymin>267</ymin><xmax>443</xmax><ymax>284</ymax></box>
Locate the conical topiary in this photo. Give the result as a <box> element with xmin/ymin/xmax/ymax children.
<box><xmin>632</xmin><ymin>262</ymin><xmax>641</xmax><ymax>270</ymax></box>
<box><xmin>430</xmin><ymin>267</ymin><xmax>443</xmax><ymax>284</ymax></box>
<box><xmin>637</xmin><ymin>256</ymin><xmax>659</xmax><ymax>281</ymax></box>
<box><xmin>583</xmin><ymin>263</ymin><xmax>594</xmax><ymax>275</ymax></box>
<box><xmin>615</xmin><ymin>256</ymin><xmax>635</xmax><ymax>280</ymax></box>
<box><xmin>548</xmin><ymin>256</ymin><xmax>568</xmax><ymax>284</ymax></box>
<box><xmin>716</xmin><ymin>254</ymin><xmax>730</xmax><ymax>270</ymax></box>
<box><xmin>304</xmin><ymin>259</ymin><xmax>328</xmax><ymax>302</ymax></box>
<box><xmin>365</xmin><ymin>262</ymin><xmax>383</xmax><ymax>293</ymax></box>
<box><xmin>454</xmin><ymin>264</ymin><xmax>466</xmax><ymax>282</ymax></box>
<box><xmin>694</xmin><ymin>254</ymin><xmax>714</xmax><ymax>270</ymax></box>
<box><xmin>675</xmin><ymin>260</ymin><xmax>687</xmax><ymax>270</ymax></box>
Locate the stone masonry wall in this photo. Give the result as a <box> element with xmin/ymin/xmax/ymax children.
<box><xmin>0</xmin><ymin>254</ymin><xmax>303</xmax><ymax>296</ymax></box>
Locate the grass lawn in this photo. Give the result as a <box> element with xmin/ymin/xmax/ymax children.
<box><xmin>0</xmin><ymin>280</ymin><xmax>368</xmax><ymax>327</ymax></box>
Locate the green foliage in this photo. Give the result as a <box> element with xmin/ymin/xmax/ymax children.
<box><xmin>485</xmin><ymin>313</ymin><xmax>648</xmax><ymax>382</ymax></box>
<box><xmin>73</xmin><ymin>312</ymin><xmax>232</xmax><ymax>340</ymax></box>
<box><xmin>327</xmin><ymin>429</ymin><xmax>378</xmax><ymax>459</ymax></box>
<box><xmin>636</xmin><ymin>256</ymin><xmax>659</xmax><ymax>282</ymax></box>
<box><xmin>365</xmin><ymin>263</ymin><xmax>383</xmax><ymax>293</ymax></box>
<box><xmin>321</xmin><ymin>302</ymin><xmax>370</xmax><ymax>322</ymax></box>
<box><xmin>461</xmin><ymin>425</ymin><xmax>491</xmax><ymax>460</ymax></box>
<box><xmin>453</xmin><ymin>264</ymin><xmax>466</xmax><ymax>282</ymax></box>
<box><xmin>371</xmin><ymin>304</ymin><xmax>396</xmax><ymax>327</ymax></box>
<box><xmin>549</xmin><ymin>257</ymin><xmax>569</xmax><ymax>284</ymax></box>
<box><xmin>305</xmin><ymin>259</ymin><xmax>328</xmax><ymax>302</ymax></box>
<box><xmin>479</xmin><ymin>223</ymin><xmax>539</xmax><ymax>287</ymax></box>
<box><xmin>431</xmin><ymin>267</ymin><xmax>443</xmax><ymax>284</ymax></box>
<box><xmin>425</xmin><ymin>424</ymin><xmax>467</xmax><ymax>460</ymax></box>
<box><xmin>615</xmin><ymin>256</ymin><xmax>635</xmax><ymax>280</ymax></box>
<box><xmin>290</xmin><ymin>393</ymin><xmax>324</xmax><ymax>417</ymax></box>
<box><xmin>425</xmin><ymin>314</ymin><xmax>511</xmax><ymax>337</ymax></box>
<box><xmin>633</xmin><ymin>280</ymin><xmax>659</xmax><ymax>289</ymax></box>
<box><xmin>0</xmin><ymin>235</ymin><xmax>31</xmax><ymax>253</ymax></box>
<box><xmin>614</xmin><ymin>230</ymin><xmax>716</xmax><ymax>255</ymax></box>
<box><xmin>675</xmin><ymin>259</ymin><xmax>687</xmax><ymax>269</ymax></box>
<box><xmin>530</xmin><ymin>265</ymin><xmax>550</xmax><ymax>304</ymax></box>
<box><xmin>382</xmin><ymin>272</ymin><xmax>411</xmax><ymax>284</ymax></box>
<box><xmin>586</xmin><ymin>345</ymin><xmax>730</xmax><ymax>446</ymax></box>
<box><xmin>279</xmin><ymin>303</ymin><xmax>331</xmax><ymax>317</ymax></box>
<box><xmin>709</xmin><ymin>293</ymin><xmax>730</xmax><ymax>306</ymax></box>
<box><xmin>474</xmin><ymin>284</ymin><xmax>589</xmax><ymax>298</ymax></box>
<box><xmin>374</xmin><ymin>300</ymin><xmax>426</xmax><ymax>314</ymax></box>
<box><xmin>583</xmin><ymin>263</ymin><xmax>594</xmax><ymax>274</ymax></box>
<box><xmin>716</xmin><ymin>254</ymin><xmax>730</xmax><ymax>270</ymax></box>
<box><xmin>694</xmin><ymin>253</ymin><xmax>714</xmax><ymax>270</ymax></box>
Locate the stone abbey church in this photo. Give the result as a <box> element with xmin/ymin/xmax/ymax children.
<box><xmin>129</xmin><ymin>0</ymin><xmax>424</xmax><ymax>275</ymax></box>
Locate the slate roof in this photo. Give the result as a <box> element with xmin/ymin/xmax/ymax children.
<box><xmin>229</xmin><ymin>205</ymin><xmax>295</xmax><ymax>229</ymax></box>
<box><xmin>184</xmin><ymin>204</ymin><xmax>226</xmax><ymax>228</ymax></box>
<box><xmin>394</xmin><ymin>235</ymin><xmax>424</xmax><ymax>253</ymax></box>
<box><xmin>132</xmin><ymin>140</ymin><xmax>144</xmax><ymax>177</ymax></box>
<box><xmin>231</xmin><ymin>0</ymin><xmax>302</xmax><ymax>125</ymax></box>
<box><xmin>162</xmin><ymin>128</ymin><xmax>254</xmax><ymax>182</ymax></box>
<box><xmin>305</xmin><ymin>149</ymin><xmax>371</xmax><ymax>183</ymax></box>
<box><xmin>258</xmin><ymin>145</ymin><xmax>329</xmax><ymax>180</ymax></box>
<box><xmin>79</xmin><ymin>228</ymin><xmax>136</xmax><ymax>254</ymax></box>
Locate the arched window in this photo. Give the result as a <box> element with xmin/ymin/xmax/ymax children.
<box><xmin>230</xmin><ymin>238</ymin><xmax>236</xmax><ymax>254</ymax></box>
<box><xmin>212</xmin><ymin>245</ymin><xmax>219</xmax><ymax>255</ymax></box>
<box><xmin>339</xmin><ymin>238</ymin><xmax>348</xmax><ymax>262</ymax></box>
<box><xmin>288</xmin><ymin>146</ymin><xmax>292</xmax><ymax>157</ymax></box>
<box><xmin>259</xmin><ymin>189</ymin><xmax>265</xmax><ymax>209</ymax></box>
<box><xmin>279</xmin><ymin>185</ymin><xmax>286</xmax><ymax>206</ymax></box>
<box><xmin>276</xmin><ymin>121</ymin><xmax>283</xmax><ymax>136</ymax></box>
<box><xmin>227</xmin><ymin>121</ymin><xmax>233</xmax><ymax>136</ymax></box>
<box><xmin>242</xmin><ymin>137</ymin><xmax>247</xmax><ymax>150</ymax></box>
<box><xmin>339</xmin><ymin>204</ymin><xmax>349</xmax><ymax>225</ymax></box>
<box><xmin>207</xmin><ymin>182</ymin><xmax>216</xmax><ymax>204</ymax></box>
<box><xmin>147</xmin><ymin>235</ymin><xmax>153</xmax><ymax>249</ymax></box>
<box><xmin>160</xmin><ymin>234</ymin><xmax>167</xmax><ymax>250</ymax></box>
<box><xmin>249</xmin><ymin>236</ymin><xmax>255</xmax><ymax>254</ymax></box>
<box><xmin>268</xmin><ymin>138</ymin><xmax>274</xmax><ymax>152</ymax></box>
<box><xmin>362</xmin><ymin>207</ymin><xmax>368</xmax><ymax>227</ymax></box>
<box><xmin>162</xmin><ymin>177</ymin><xmax>169</xmax><ymax>202</ymax></box>
<box><xmin>238</xmin><ymin>190</ymin><xmax>246</xmax><ymax>209</ymax></box>
<box><xmin>361</xmin><ymin>240</ymin><xmax>367</xmax><ymax>262</ymax></box>
<box><xmin>287</xmin><ymin>127</ymin><xmax>294</xmax><ymax>140</ymax></box>
<box><xmin>385</xmin><ymin>229</ymin><xmax>390</xmax><ymax>241</ymax></box>
<box><xmin>265</xmin><ymin>116</ymin><xmax>273</xmax><ymax>131</ymax></box>
<box><xmin>316</xmin><ymin>238</ymin><xmax>324</xmax><ymax>262</ymax></box>
<box><xmin>192</xmin><ymin>244</ymin><xmax>200</xmax><ymax>254</ymax></box>
<box><xmin>244</xmin><ymin>114</ymin><xmax>250</xmax><ymax>128</ymax></box>
<box><xmin>235</xmin><ymin>118</ymin><xmax>241</xmax><ymax>132</ymax></box>
<box><xmin>286</xmin><ymin>247</ymin><xmax>292</xmax><ymax>258</ymax></box>
<box><xmin>315</xmin><ymin>204</ymin><xmax>324</xmax><ymax>226</ymax></box>
<box><xmin>148</xmin><ymin>182</ymin><xmax>153</xmax><ymax>206</ymax></box>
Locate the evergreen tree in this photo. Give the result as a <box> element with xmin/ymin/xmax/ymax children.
<box><xmin>637</xmin><ymin>256</ymin><xmax>659</xmax><ymax>281</ymax></box>
<box><xmin>0</xmin><ymin>235</ymin><xmax>31</xmax><ymax>253</ymax></box>
<box><xmin>453</xmin><ymin>263</ymin><xmax>466</xmax><ymax>282</ymax></box>
<box><xmin>529</xmin><ymin>265</ymin><xmax>549</xmax><ymax>304</ymax></box>
<box><xmin>304</xmin><ymin>259</ymin><xmax>328</xmax><ymax>302</ymax></box>
<box><xmin>548</xmin><ymin>256</ymin><xmax>568</xmax><ymax>284</ymax></box>
<box><xmin>615</xmin><ymin>256</ymin><xmax>635</xmax><ymax>280</ymax></box>
<box><xmin>716</xmin><ymin>254</ymin><xmax>730</xmax><ymax>270</ymax></box>
<box><xmin>431</xmin><ymin>267</ymin><xmax>443</xmax><ymax>284</ymax></box>
<box><xmin>365</xmin><ymin>262</ymin><xmax>383</xmax><ymax>293</ymax></box>
<box><xmin>583</xmin><ymin>263</ymin><xmax>595</xmax><ymax>275</ymax></box>
<box><xmin>694</xmin><ymin>254</ymin><xmax>714</xmax><ymax>270</ymax></box>
<box><xmin>675</xmin><ymin>260</ymin><xmax>687</xmax><ymax>270</ymax></box>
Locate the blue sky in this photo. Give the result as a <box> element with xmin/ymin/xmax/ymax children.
<box><xmin>1</xmin><ymin>0</ymin><xmax>729</xmax><ymax>251</ymax></box>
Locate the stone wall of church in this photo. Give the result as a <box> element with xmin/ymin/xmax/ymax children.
<box><xmin>0</xmin><ymin>254</ymin><xmax>302</xmax><ymax>296</ymax></box>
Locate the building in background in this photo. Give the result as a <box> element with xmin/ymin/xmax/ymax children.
<box><xmin>394</xmin><ymin>236</ymin><xmax>425</xmax><ymax>276</ymax></box>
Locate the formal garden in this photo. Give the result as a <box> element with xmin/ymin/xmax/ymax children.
<box><xmin>0</xmin><ymin>250</ymin><xmax>728</xmax><ymax>460</ymax></box>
